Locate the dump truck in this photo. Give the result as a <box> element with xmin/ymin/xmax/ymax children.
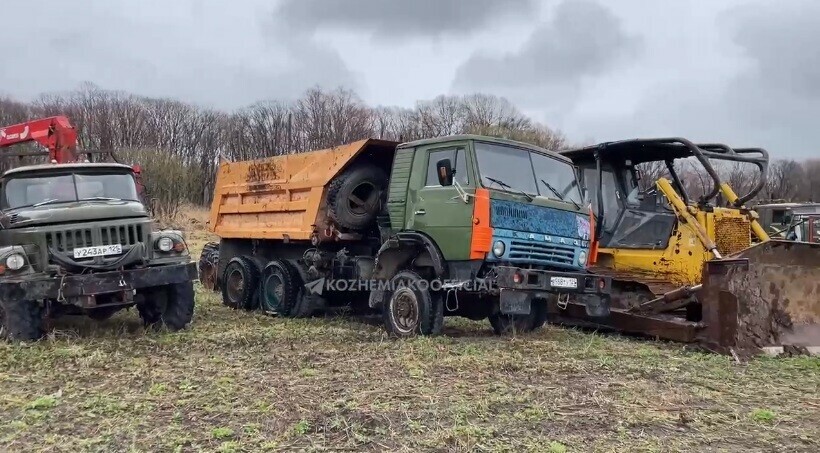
<box><xmin>558</xmin><ymin>138</ymin><xmax>820</xmax><ymax>354</ymax></box>
<box><xmin>202</xmin><ymin>135</ymin><xmax>612</xmax><ymax>336</ymax></box>
<box><xmin>755</xmin><ymin>202</ymin><xmax>820</xmax><ymax>242</ymax></box>
<box><xmin>0</xmin><ymin>116</ymin><xmax>197</xmax><ymax>340</ymax></box>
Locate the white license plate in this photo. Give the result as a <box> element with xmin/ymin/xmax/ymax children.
<box><xmin>550</xmin><ymin>276</ymin><xmax>578</xmax><ymax>289</ymax></box>
<box><xmin>73</xmin><ymin>244</ymin><xmax>123</xmax><ymax>259</ymax></box>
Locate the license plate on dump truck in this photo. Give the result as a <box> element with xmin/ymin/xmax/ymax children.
<box><xmin>550</xmin><ymin>276</ymin><xmax>578</xmax><ymax>289</ymax></box>
<box><xmin>73</xmin><ymin>244</ymin><xmax>123</xmax><ymax>259</ymax></box>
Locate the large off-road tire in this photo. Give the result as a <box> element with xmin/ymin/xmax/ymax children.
<box><xmin>261</xmin><ymin>260</ymin><xmax>301</xmax><ymax>315</ymax></box>
<box><xmin>221</xmin><ymin>256</ymin><xmax>259</xmax><ymax>310</ymax></box>
<box><xmin>138</xmin><ymin>281</ymin><xmax>195</xmax><ymax>331</ymax></box>
<box><xmin>198</xmin><ymin>242</ymin><xmax>220</xmax><ymax>291</ymax></box>
<box><xmin>261</xmin><ymin>260</ymin><xmax>323</xmax><ymax>318</ymax></box>
<box><xmin>382</xmin><ymin>270</ymin><xmax>444</xmax><ymax>338</ymax></box>
<box><xmin>489</xmin><ymin>298</ymin><xmax>548</xmax><ymax>335</ymax></box>
<box><xmin>327</xmin><ymin>164</ymin><xmax>388</xmax><ymax>230</ymax></box>
<box><xmin>0</xmin><ymin>299</ymin><xmax>43</xmax><ymax>341</ymax></box>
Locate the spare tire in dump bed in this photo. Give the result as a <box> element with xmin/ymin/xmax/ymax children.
<box><xmin>327</xmin><ymin>164</ymin><xmax>388</xmax><ymax>230</ymax></box>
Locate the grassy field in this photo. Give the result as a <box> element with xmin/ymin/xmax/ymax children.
<box><xmin>0</xmin><ymin>230</ymin><xmax>818</xmax><ymax>452</ymax></box>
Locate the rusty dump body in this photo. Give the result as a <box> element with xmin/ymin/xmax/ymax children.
<box><xmin>208</xmin><ymin>139</ymin><xmax>398</xmax><ymax>241</ymax></box>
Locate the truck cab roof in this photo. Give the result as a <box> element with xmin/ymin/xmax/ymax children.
<box><xmin>400</xmin><ymin>134</ymin><xmax>573</xmax><ymax>164</ymax></box>
<box><xmin>1</xmin><ymin>162</ymin><xmax>134</xmax><ymax>178</ymax></box>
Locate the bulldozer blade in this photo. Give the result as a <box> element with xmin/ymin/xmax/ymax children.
<box><xmin>700</xmin><ymin>240</ymin><xmax>820</xmax><ymax>355</ymax></box>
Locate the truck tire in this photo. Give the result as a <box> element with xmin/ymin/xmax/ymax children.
<box><xmin>261</xmin><ymin>260</ymin><xmax>300</xmax><ymax>315</ymax></box>
<box><xmin>138</xmin><ymin>281</ymin><xmax>195</xmax><ymax>331</ymax></box>
<box><xmin>382</xmin><ymin>270</ymin><xmax>443</xmax><ymax>338</ymax></box>
<box><xmin>0</xmin><ymin>299</ymin><xmax>43</xmax><ymax>341</ymax></box>
<box><xmin>489</xmin><ymin>298</ymin><xmax>548</xmax><ymax>335</ymax></box>
<box><xmin>221</xmin><ymin>256</ymin><xmax>259</xmax><ymax>310</ymax></box>
<box><xmin>327</xmin><ymin>164</ymin><xmax>388</xmax><ymax>230</ymax></box>
<box><xmin>198</xmin><ymin>242</ymin><xmax>220</xmax><ymax>291</ymax></box>
<box><xmin>262</xmin><ymin>260</ymin><xmax>324</xmax><ymax>318</ymax></box>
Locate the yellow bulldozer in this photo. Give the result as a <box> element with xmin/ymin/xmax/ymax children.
<box><xmin>557</xmin><ymin>138</ymin><xmax>820</xmax><ymax>355</ymax></box>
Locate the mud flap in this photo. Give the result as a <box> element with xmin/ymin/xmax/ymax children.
<box><xmin>700</xmin><ymin>240</ymin><xmax>820</xmax><ymax>354</ymax></box>
<box><xmin>500</xmin><ymin>289</ymin><xmax>532</xmax><ymax>315</ymax></box>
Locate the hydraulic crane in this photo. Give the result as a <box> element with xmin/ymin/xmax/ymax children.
<box><xmin>0</xmin><ymin>115</ymin><xmax>144</xmax><ymax>194</ymax></box>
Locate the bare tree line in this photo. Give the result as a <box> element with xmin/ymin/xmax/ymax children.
<box><xmin>1</xmin><ymin>83</ymin><xmax>817</xmax><ymax>217</ymax></box>
<box><xmin>1</xmin><ymin>84</ymin><xmax>566</xmax><ymax>213</ymax></box>
<box><xmin>638</xmin><ymin>158</ymin><xmax>820</xmax><ymax>205</ymax></box>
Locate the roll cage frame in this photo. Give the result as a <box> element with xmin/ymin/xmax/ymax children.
<box><xmin>562</xmin><ymin>138</ymin><xmax>770</xmax><ymax>241</ymax></box>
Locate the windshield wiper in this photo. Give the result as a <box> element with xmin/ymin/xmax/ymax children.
<box><xmin>31</xmin><ymin>198</ymin><xmax>64</xmax><ymax>207</ymax></box>
<box><xmin>541</xmin><ymin>179</ymin><xmax>580</xmax><ymax>210</ymax></box>
<box><xmin>485</xmin><ymin>177</ymin><xmax>533</xmax><ymax>202</ymax></box>
<box><xmin>80</xmin><ymin>197</ymin><xmax>122</xmax><ymax>202</ymax></box>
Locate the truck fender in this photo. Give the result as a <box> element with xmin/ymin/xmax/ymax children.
<box><xmin>369</xmin><ymin>231</ymin><xmax>447</xmax><ymax>308</ymax></box>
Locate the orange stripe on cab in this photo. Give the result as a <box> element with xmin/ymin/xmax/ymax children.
<box><xmin>470</xmin><ymin>188</ymin><xmax>493</xmax><ymax>259</ymax></box>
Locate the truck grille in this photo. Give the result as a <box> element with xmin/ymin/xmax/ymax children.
<box><xmin>46</xmin><ymin>224</ymin><xmax>145</xmax><ymax>253</ymax></box>
<box><xmin>508</xmin><ymin>240</ymin><xmax>575</xmax><ymax>265</ymax></box>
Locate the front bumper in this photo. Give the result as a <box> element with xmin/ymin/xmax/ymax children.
<box><xmin>493</xmin><ymin>266</ymin><xmax>611</xmax><ymax>316</ymax></box>
<box><xmin>0</xmin><ymin>262</ymin><xmax>197</xmax><ymax>304</ymax></box>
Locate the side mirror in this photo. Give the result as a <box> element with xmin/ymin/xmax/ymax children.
<box><xmin>436</xmin><ymin>158</ymin><xmax>454</xmax><ymax>186</ymax></box>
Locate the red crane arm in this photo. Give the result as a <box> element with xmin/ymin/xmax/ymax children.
<box><xmin>0</xmin><ymin>116</ymin><xmax>79</xmax><ymax>163</ymax></box>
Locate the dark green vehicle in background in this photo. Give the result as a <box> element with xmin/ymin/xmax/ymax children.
<box><xmin>0</xmin><ymin>162</ymin><xmax>197</xmax><ymax>340</ymax></box>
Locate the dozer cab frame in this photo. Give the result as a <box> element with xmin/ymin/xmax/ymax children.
<box><xmin>557</xmin><ymin>138</ymin><xmax>820</xmax><ymax>355</ymax></box>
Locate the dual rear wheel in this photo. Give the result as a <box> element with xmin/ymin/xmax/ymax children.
<box><xmin>221</xmin><ymin>257</ymin><xmax>319</xmax><ymax>318</ymax></box>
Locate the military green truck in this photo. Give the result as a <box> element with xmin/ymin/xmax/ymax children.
<box><xmin>0</xmin><ymin>162</ymin><xmax>197</xmax><ymax>340</ymax></box>
<box><xmin>755</xmin><ymin>202</ymin><xmax>820</xmax><ymax>242</ymax></box>
<box><xmin>204</xmin><ymin>135</ymin><xmax>612</xmax><ymax>336</ymax></box>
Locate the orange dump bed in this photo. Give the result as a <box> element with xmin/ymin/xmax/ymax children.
<box><xmin>208</xmin><ymin>139</ymin><xmax>397</xmax><ymax>240</ymax></box>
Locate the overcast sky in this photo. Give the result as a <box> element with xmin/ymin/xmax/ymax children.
<box><xmin>2</xmin><ymin>0</ymin><xmax>817</xmax><ymax>158</ymax></box>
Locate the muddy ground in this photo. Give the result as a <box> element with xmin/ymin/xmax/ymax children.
<box><xmin>0</xmin><ymin>232</ymin><xmax>817</xmax><ymax>452</ymax></box>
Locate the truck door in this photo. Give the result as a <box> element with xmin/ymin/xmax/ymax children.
<box><xmin>407</xmin><ymin>144</ymin><xmax>475</xmax><ymax>261</ymax></box>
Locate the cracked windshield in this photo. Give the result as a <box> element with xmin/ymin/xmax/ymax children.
<box><xmin>474</xmin><ymin>141</ymin><xmax>583</xmax><ymax>205</ymax></box>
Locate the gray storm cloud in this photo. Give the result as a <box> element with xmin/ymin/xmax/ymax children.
<box><xmin>452</xmin><ymin>0</ymin><xmax>642</xmax><ymax>109</ymax></box>
<box><xmin>275</xmin><ymin>0</ymin><xmax>536</xmax><ymax>39</ymax></box>
<box><xmin>0</xmin><ymin>0</ymin><xmax>358</xmax><ymax>109</ymax></box>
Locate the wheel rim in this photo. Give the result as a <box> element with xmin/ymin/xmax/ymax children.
<box><xmin>226</xmin><ymin>267</ymin><xmax>245</xmax><ymax>304</ymax></box>
<box><xmin>390</xmin><ymin>287</ymin><xmax>419</xmax><ymax>335</ymax></box>
<box><xmin>347</xmin><ymin>182</ymin><xmax>380</xmax><ymax>217</ymax></box>
<box><xmin>263</xmin><ymin>273</ymin><xmax>285</xmax><ymax>311</ymax></box>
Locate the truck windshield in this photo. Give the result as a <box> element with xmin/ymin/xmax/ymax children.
<box><xmin>3</xmin><ymin>172</ymin><xmax>139</xmax><ymax>209</ymax></box>
<box><xmin>474</xmin><ymin>142</ymin><xmax>583</xmax><ymax>205</ymax></box>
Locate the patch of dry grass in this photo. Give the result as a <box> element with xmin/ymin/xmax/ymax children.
<box><xmin>1</xmin><ymin>286</ymin><xmax>818</xmax><ymax>452</ymax></box>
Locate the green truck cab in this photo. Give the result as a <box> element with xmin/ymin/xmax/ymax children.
<box><xmin>373</xmin><ymin>135</ymin><xmax>611</xmax><ymax>334</ymax></box>
<box><xmin>0</xmin><ymin>163</ymin><xmax>197</xmax><ymax>340</ymax></box>
<box><xmin>755</xmin><ymin>202</ymin><xmax>820</xmax><ymax>242</ymax></box>
<box><xmin>209</xmin><ymin>134</ymin><xmax>611</xmax><ymax>336</ymax></box>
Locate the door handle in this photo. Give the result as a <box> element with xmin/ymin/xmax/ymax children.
<box><xmin>414</xmin><ymin>209</ymin><xmax>426</xmax><ymax>215</ymax></box>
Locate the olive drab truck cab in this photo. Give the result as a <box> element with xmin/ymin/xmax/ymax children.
<box><xmin>755</xmin><ymin>202</ymin><xmax>820</xmax><ymax>242</ymax></box>
<box><xmin>204</xmin><ymin>135</ymin><xmax>611</xmax><ymax>337</ymax></box>
<box><xmin>0</xmin><ymin>163</ymin><xmax>197</xmax><ymax>340</ymax></box>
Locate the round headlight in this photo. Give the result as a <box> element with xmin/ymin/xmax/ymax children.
<box><xmin>492</xmin><ymin>240</ymin><xmax>506</xmax><ymax>257</ymax></box>
<box><xmin>6</xmin><ymin>253</ymin><xmax>26</xmax><ymax>271</ymax></box>
<box><xmin>578</xmin><ymin>250</ymin><xmax>588</xmax><ymax>266</ymax></box>
<box><xmin>157</xmin><ymin>237</ymin><xmax>174</xmax><ymax>252</ymax></box>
